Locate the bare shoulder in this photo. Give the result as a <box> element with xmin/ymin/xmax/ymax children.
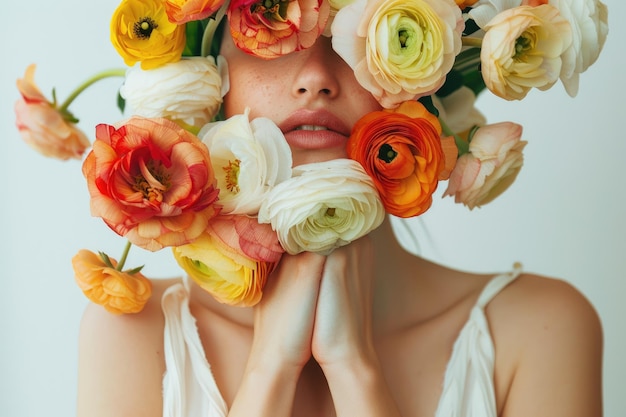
<box><xmin>77</xmin><ymin>278</ymin><xmax>180</xmax><ymax>417</ymax></box>
<box><xmin>487</xmin><ymin>273</ymin><xmax>603</xmax><ymax>417</ymax></box>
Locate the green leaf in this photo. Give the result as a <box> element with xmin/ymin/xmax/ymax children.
<box><xmin>125</xmin><ymin>265</ymin><xmax>145</xmax><ymax>275</ymax></box>
<box><xmin>117</xmin><ymin>91</ymin><xmax>126</xmax><ymax>113</ymax></box>
<box><xmin>183</xmin><ymin>20</ymin><xmax>205</xmax><ymax>56</ymax></box>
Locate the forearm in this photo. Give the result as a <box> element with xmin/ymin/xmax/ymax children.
<box><xmin>322</xmin><ymin>358</ymin><xmax>402</xmax><ymax>417</ymax></box>
<box><xmin>228</xmin><ymin>358</ymin><xmax>302</xmax><ymax>417</ymax></box>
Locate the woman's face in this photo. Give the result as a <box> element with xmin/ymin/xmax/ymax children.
<box><xmin>220</xmin><ymin>33</ymin><xmax>382</xmax><ymax>166</ymax></box>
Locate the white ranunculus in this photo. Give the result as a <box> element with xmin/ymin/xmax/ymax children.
<box><xmin>199</xmin><ymin>109</ymin><xmax>293</xmax><ymax>215</ymax></box>
<box><xmin>120</xmin><ymin>56</ymin><xmax>223</xmax><ymax>128</ymax></box>
<box><xmin>549</xmin><ymin>0</ymin><xmax>608</xmax><ymax>96</ymax></box>
<box><xmin>331</xmin><ymin>0</ymin><xmax>463</xmax><ymax>108</ymax></box>
<box><xmin>434</xmin><ymin>86</ymin><xmax>486</xmax><ymax>134</ymax></box>
<box><xmin>468</xmin><ymin>0</ymin><xmax>524</xmax><ymax>29</ymax></box>
<box><xmin>480</xmin><ymin>4</ymin><xmax>572</xmax><ymax>100</ymax></box>
<box><xmin>258</xmin><ymin>159</ymin><xmax>385</xmax><ymax>255</ymax></box>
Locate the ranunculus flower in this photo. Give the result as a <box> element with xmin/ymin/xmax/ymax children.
<box><xmin>258</xmin><ymin>158</ymin><xmax>385</xmax><ymax>255</ymax></box>
<box><xmin>228</xmin><ymin>0</ymin><xmax>330</xmax><ymax>59</ymax></box>
<box><xmin>164</xmin><ymin>0</ymin><xmax>226</xmax><ymax>24</ymax></box>
<box><xmin>550</xmin><ymin>0</ymin><xmax>609</xmax><ymax>96</ymax></box>
<box><xmin>14</xmin><ymin>64</ymin><xmax>90</xmax><ymax>160</ymax></box>
<box><xmin>199</xmin><ymin>109</ymin><xmax>292</xmax><ymax>215</ymax></box>
<box><xmin>347</xmin><ymin>100</ymin><xmax>457</xmax><ymax>218</ymax></box>
<box><xmin>331</xmin><ymin>0</ymin><xmax>463</xmax><ymax>108</ymax></box>
<box><xmin>480</xmin><ymin>4</ymin><xmax>572</xmax><ymax>100</ymax></box>
<box><xmin>173</xmin><ymin>215</ymin><xmax>282</xmax><ymax>306</ymax></box>
<box><xmin>72</xmin><ymin>249</ymin><xmax>152</xmax><ymax>314</ymax></box>
<box><xmin>82</xmin><ymin>116</ymin><xmax>220</xmax><ymax>251</ymax></box>
<box><xmin>455</xmin><ymin>0</ymin><xmax>479</xmax><ymax>8</ymax></box>
<box><xmin>434</xmin><ymin>86</ymin><xmax>486</xmax><ymax>135</ymax></box>
<box><xmin>444</xmin><ymin>121</ymin><xmax>526</xmax><ymax>209</ymax></box>
<box><xmin>110</xmin><ymin>0</ymin><xmax>187</xmax><ymax>70</ymax></box>
<box><xmin>120</xmin><ymin>56</ymin><xmax>223</xmax><ymax>129</ymax></box>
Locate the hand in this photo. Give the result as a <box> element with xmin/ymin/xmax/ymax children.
<box><xmin>311</xmin><ymin>237</ymin><xmax>377</xmax><ymax>368</ymax></box>
<box><xmin>248</xmin><ymin>252</ymin><xmax>326</xmax><ymax>371</ymax></box>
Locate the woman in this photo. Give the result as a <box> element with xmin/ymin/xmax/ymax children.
<box><xmin>75</xmin><ymin>20</ymin><xmax>603</xmax><ymax>417</ymax></box>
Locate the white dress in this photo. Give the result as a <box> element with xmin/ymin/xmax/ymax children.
<box><xmin>161</xmin><ymin>266</ymin><xmax>522</xmax><ymax>417</ymax></box>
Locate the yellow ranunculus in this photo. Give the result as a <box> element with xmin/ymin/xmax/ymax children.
<box><xmin>110</xmin><ymin>0</ymin><xmax>186</xmax><ymax>70</ymax></box>
<box><xmin>480</xmin><ymin>4</ymin><xmax>572</xmax><ymax>100</ymax></box>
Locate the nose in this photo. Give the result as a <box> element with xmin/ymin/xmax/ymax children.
<box><xmin>291</xmin><ymin>36</ymin><xmax>341</xmax><ymax>101</ymax></box>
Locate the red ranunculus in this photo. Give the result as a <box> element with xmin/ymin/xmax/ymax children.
<box><xmin>347</xmin><ymin>101</ymin><xmax>457</xmax><ymax>218</ymax></box>
<box><xmin>228</xmin><ymin>0</ymin><xmax>330</xmax><ymax>59</ymax></box>
<box><xmin>82</xmin><ymin>116</ymin><xmax>220</xmax><ymax>251</ymax></box>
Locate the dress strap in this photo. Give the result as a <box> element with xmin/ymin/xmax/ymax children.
<box><xmin>161</xmin><ymin>278</ymin><xmax>228</xmax><ymax>417</ymax></box>
<box><xmin>475</xmin><ymin>262</ymin><xmax>523</xmax><ymax>310</ymax></box>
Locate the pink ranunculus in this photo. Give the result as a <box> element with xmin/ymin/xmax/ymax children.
<box><xmin>228</xmin><ymin>0</ymin><xmax>330</xmax><ymax>59</ymax></box>
<box><xmin>82</xmin><ymin>116</ymin><xmax>220</xmax><ymax>251</ymax></box>
<box><xmin>164</xmin><ymin>0</ymin><xmax>227</xmax><ymax>24</ymax></box>
<box><xmin>444</xmin><ymin>122</ymin><xmax>527</xmax><ymax>209</ymax></box>
<box><xmin>14</xmin><ymin>64</ymin><xmax>90</xmax><ymax>160</ymax></box>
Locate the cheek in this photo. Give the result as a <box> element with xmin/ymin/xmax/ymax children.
<box><xmin>223</xmin><ymin>67</ymin><xmax>285</xmax><ymax>119</ymax></box>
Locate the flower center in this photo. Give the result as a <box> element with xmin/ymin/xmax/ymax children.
<box><xmin>134</xmin><ymin>17</ymin><xmax>158</xmax><ymax>40</ymax></box>
<box><xmin>325</xmin><ymin>207</ymin><xmax>336</xmax><ymax>217</ymax></box>
<box><xmin>250</xmin><ymin>0</ymin><xmax>290</xmax><ymax>21</ymax></box>
<box><xmin>514</xmin><ymin>32</ymin><xmax>535</xmax><ymax>60</ymax></box>
<box><xmin>398</xmin><ymin>29</ymin><xmax>409</xmax><ymax>48</ymax></box>
<box><xmin>224</xmin><ymin>159</ymin><xmax>241</xmax><ymax>193</ymax></box>
<box><xmin>378</xmin><ymin>144</ymin><xmax>398</xmax><ymax>163</ymax></box>
<box><xmin>133</xmin><ymin>160</ymin><xmax>170</xmax><ymax>203</ymax></box>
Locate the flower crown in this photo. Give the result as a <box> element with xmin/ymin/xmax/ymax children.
<box><xmin>14</xmin><ymin>0</ymin><xmax>608</xmax><ymax>313</ymax></box>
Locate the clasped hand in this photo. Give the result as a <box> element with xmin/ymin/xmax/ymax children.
<box><xmin>249</xmin><ymin>237</ymin><xmax>377</xmax><ymax>373</ymax></box>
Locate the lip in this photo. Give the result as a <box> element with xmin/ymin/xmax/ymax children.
<box><xmin>279</xmin><ymin>109</ymin><xmax>351</xmax><ymax>150</ymax></box>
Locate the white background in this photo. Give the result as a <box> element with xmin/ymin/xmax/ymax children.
<box><xmin>1</xmin><ymin>0</ymin><xmax>623</xmax><ymax>416</ymax></box>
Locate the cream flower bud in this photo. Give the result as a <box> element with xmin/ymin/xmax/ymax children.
<box><xmin>433</xmin><ymin>86</ymin><xmax>486</xmax><ymax>134</ymax></box>
<box><xmin>120</xmin><ymin>56</ymin><xmax>223</xmax><ymax>128</ymax></box>
<box><xmin>258</xmin><ymin>159</ymin><xmax>385</xmax><ymax>255</ymax></box>
<box><xmin>199</xmin><ymin>109</ymin><xmax>293</xmax><ymax>215</ymax></box>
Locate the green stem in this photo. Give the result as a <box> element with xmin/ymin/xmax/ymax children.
<box><xmin>116</xmin><ymin>240</ymin><xmax>133</xmax><ymax>271</ymax></box>
<box><xmin>201</xmin><ymin>0</ymin><xmax>229</xmax><ymax>57</ymax></box>
<box><xmin>57</xmin><ymin>68</ymin><xmax>126</xmax><ymax>112</ymax></box>
<box><xmin>439</xmin><ymin>117</ymin><xmax>470</xmax><ymax>156</ymax></box>
<box><xmin>462</xmin><ymin>37</ymin><xmax>483</xmax><ymax>48</ymax></box>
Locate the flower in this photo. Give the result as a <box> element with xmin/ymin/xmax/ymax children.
<box><xmin>444</xmin><ymin>121</ymin><xmax>526</xmax><ymax>209</ymax></box>
<box><xmin>433</xmin><ymin>86</ymin><xmax>486</xmax><ymax>135</ymax></box>
<box><xmin>72</xmin><ymin>249</ymin><xmax>152</xmax><ymax>314</ymax></box>
<box><xmin>228</xmin><ymin>0</ymin><xmax>330</xmax><ymax>59</ymax></box>
<box><xmin>14</xmin><ymin>64</ymin><xmax>90</xmax><ymax>160</ymax></box>
<box><xmin>199</xmin><ymin>109</ymin><xmax>292</xmax><ymax>215</ymax></box>
<box><xmin>110</xmin><ymin>0</ymin><xmax>187</xmax><ymax>70</ymax></box>
<box><xmin>258</xmin><ymin>158</ymin><xmax>385</xmax><ymax>255</ymax></box>
<box><xmin>82</xmin><ymin>116</ymin><xmax>220</xmax><ymax>251</ymax></box>
<box><xmin>165</xmin><ymin>0</ymin><xmax>226</xmax><ymax>24</ymax></box>
<box><xmin>480</xmin><ymin>4</ymin><xmax>573</xmax><ymax>100</ymax></box>
<box><xmin>173</xmin><ymin>215</ymin><xmax>282</xmax><ymax>306</ymax></box>
<box><xmin>120</xmin><ymin>56</ymin><xmax>224</xmax><ymax>129</ymax></box>
<box><xmin>347</xmin><ymin>100</ymin><xmax>457</xmax><ymax>218</ymax></box>
<box><xmin>552</xmin><ymin>0</ymin><xmax>609</xmax><ymax>96</ymax></box>
<box><xmin>331</xmin><ymin>0</ymin><xmax>463</xmax><ymax>108</ymax></box>
<box><xmin>455</xmin><ymin>0</ymin><xmax>479</xmax><ymax>9</ymax></box>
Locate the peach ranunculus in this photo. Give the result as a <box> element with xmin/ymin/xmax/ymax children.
<box><xmin>551</xmin><ymin>0</ymin><xmax>609</xmax><ymax>97</ymax></box>
<box><xmin>14</xmin><ymin>64</ymin><xmax>90</xmax><ymax>160</ymax></box>
<box><xmin>164</xmin><ymin>0</ymin><xmax>226</xmax><ymax>24</ymax></box>
<box><xmin>119</xmin><ymin>56</ymin><xmax>224</xmax><ymax>129</ymax></box>
<box><xmin>331</xmin><ymin>0</ymin><xmax>463</xmax><ymax>108</ymax></box>
<box><xmin>111</xmin><ymin>0</ymin><xmax>187</xmax><ymax>70</ymax></box>
<box><xmin>480</xmin><ymin>4</ymin><xmax>573</xmax><ymax>100</ymax></box>
<box><xmin>347</xmin><ymin>100</ymin><xmax>457</xmax><ymax>218</ymax></box>
<box><xmin>227</xmin><ymin>0</ymin><xmax>330</xmax><ymax>59</ymax></box>
<box><xmin>82</xmin><ymin>116</ymin><xmax>220</xmax><ymax>251</ymax></box>
<box><xmin>72</xmin><ymin>249</ymin><xmax>152</xmax><ymax>314</ymax></box>
<box><xmin>258</xmin><ymin>158</ymin><xmax>385</xmax><ymax>255</ymax></box>
<box><xmin>443</xmin><ymin>121</ymin><xmax>526</xmax><ymax>209</ymax></box>
<box><xmin>173</xmin><ymin>215</ymin><xmax>283</xmax><ymax>306</ymax></box>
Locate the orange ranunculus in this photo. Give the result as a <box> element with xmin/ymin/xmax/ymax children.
<box><xmin>164</xmin><ymin>0</ymin><xmax>226</xmax><ymax>24</ymax></box>
<box><xmin>72</xmin><ymin>249</ymin><xmax>152</xmax><ymax>314</ymax></box>
<box><xmin>455</xmin><ymin>0</ymin><xmax>479</xmax><ymax>9</ymax></box>
<box><xmin>14</xmin><ymin>64</ymin><xmax>90</xmax><ymax>160</ymax></box>
<box><xmin>228</xmin><ymin>0</ymin><xmax>330</xmax><ymax>59</ymax></box>
<box><xmin>82</xmin><ymin>116</ymin><xmax>220</xmax><ymax>251</ymax></box>
<box><xmin>347</xmin><ymin>101</ymin><xmax>457</xmax><ymax>218</ymax></box>
<box><xmin>173</xmin><ymin>215</ymin><xmax>283</xmax><ymax>306</ymax></box>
